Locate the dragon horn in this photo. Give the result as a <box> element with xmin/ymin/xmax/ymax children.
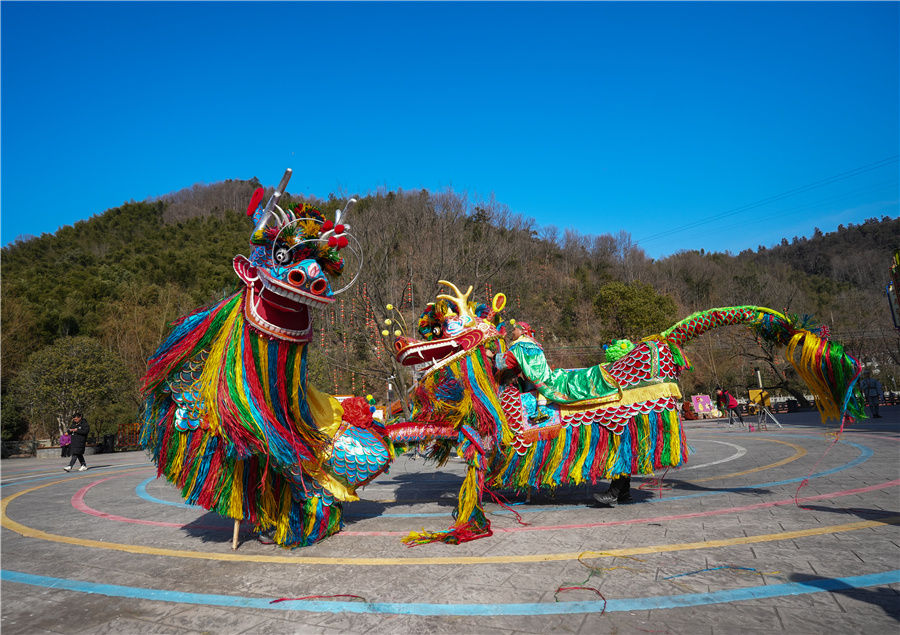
<box><xmin>335</xmin><ymin>198</ymin><xmax>357</xmax><ymax>227</ymax></box>
<box><xmin>251</xmin><ymin>168</ymin><xmax>293</xmax><ymax>236</ymax></box>
<box><xmin>436</xmin><ymin>280</ymin><xmax>476</xmax><ymax>321</ymax></box>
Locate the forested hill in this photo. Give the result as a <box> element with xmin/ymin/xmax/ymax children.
<box><xmin>2</xmin><ymin>177</ymin><xmax>898</xmax><ymax>441</ymax></box>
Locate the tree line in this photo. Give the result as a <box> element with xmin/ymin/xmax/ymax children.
<box><xmin>2</xmin><ymin>177</ymin><xmax>897</xmax><ymax>443</ymax></box>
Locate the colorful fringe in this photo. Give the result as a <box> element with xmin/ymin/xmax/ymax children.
<box><xmin>397</xmin><ymin>346</ymin><xmax>508</xmax><ymax>545</ymax></box>
<box><xmin>487</xmin><ymin>407</ymin><xmax>686</xmax><ymax>493</ymax></box>
<box><xmin>139</xmin><ymin>290</ymin><xmax>343</xmax><ymax>549</ymax></box>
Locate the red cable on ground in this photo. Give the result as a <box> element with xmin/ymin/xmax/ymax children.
<box><xmin>270</xmin><ymin>594</ymin><xmax>367</xmax><ymax>604</ymax></box>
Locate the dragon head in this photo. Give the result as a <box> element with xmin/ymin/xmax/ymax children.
<box><xmin>393</xmin><ymin>281</ymin><xmax>505</xmax><ymax>372</ymax></box>
<box><xmin>233</xmin><ymin>169</ymin><xmax>361</xmax><ymax>343</ymax></box>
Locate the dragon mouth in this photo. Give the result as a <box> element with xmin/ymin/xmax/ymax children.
<box><xmin>395</xmin><ymin>337</ymin><xmax>464</xmax><ymax>367</ymax></box>
<box><xmin>394</xmin><ymin>322</ymin><xmax>501</xmax><ymax>371</ymax></box>
<box><xmin>244</xmin><ymin>270</ymin><xmax>331</xmax><ymax>342</ymax></box>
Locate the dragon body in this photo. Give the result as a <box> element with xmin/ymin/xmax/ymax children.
<box><xmin>388</xmin><ymin>285</ymin><xmax>865</xmax><ymax>545</ymax></box>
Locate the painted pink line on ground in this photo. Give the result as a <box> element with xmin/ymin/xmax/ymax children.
<box><xmin>340</xmin><ymin>478</ymin><xmax>900</xmax><ymax>536</ymax></box>
<box><xmin>71</xmin><ymin>474</ymin><xmax>251</xmax><ymax>531</ymax></box>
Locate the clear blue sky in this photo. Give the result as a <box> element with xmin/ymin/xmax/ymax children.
<box><xmin>2</xmin><ymin>2</ymin><xmax>897</xmax><ymax>259</ymax></box>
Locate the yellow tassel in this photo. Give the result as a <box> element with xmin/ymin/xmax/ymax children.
<box><xmin>167</xmin><ymin>432</ymin><xmax>188</xmax><ymax>481</ymax></box>
<box><xmin>304</xmin><ymin>496</ymin><xmax>319</xmax><ymax>537</ymax></box>
<box><xmin>516</xmin><ymin>446</ymin><xmax>537</xmax><ymax>489</ymax></box>
<box><xmin>666</xmin><ymin>410</ymin><xmax>680</xmax><ymax>464</ymax></box>
<box><xmin>454</xmin><ymin>467</ymin><xmax>480</xmax><ymax>527</ymax></box>
<box><xmin>788</xmin><ymin>331</ymin><xmax>840</xmax><ymax>421</ymax></box>
<box><xmin>200</xmin><ymin>301</ymin><xmax>242</xmax><ymax>435</ymax></box>
<box><xmin>605</xmin><ymin>433</ymin><xmax>620</xmax><ymax>476</ymax></box>
<box><xmin>273</xmin><ymin>485</ymin><xmax>292</xmax><ymax>545</ymax></box>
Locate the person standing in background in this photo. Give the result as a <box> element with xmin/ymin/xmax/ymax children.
<box><xmin>63</xmin><ymin>413</ymin><xmax>90</xmax><ymax>472</ymax></box>
<box><xmin>859</xmin><ymin>372</ymin><xmax>884</xmax><ymax>419</ymax></box>
<box><xmin>716</xmin><ymin>387</ymin><xmax>745</xmax><ymax>427</ymax></box>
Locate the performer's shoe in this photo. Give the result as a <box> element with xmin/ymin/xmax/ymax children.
<box><xmin>531</xmin><ymin>412</ymin><xmax>550</xmax><ymax>424</ymax></box>
<box><xmin>63</xmin><ymin>466</ymin><xmax>72</xmax><ymax>472</ymax></box>
<box><xmin>617</xmin><ymin>494</ymin><xmax>633</xmax><ymax>503</ymax></box>
<box><xmin>257</xmin><ymin>530</ymin><xmax>276</xmax><ymax>545</ymax></box>
<box><xmin>78</xmin><ymin>465</ymin><xmax>88</xmax><ymax>471</ymax></box>
<box><xmin>593</xmin><ymin>491</ymin><xmax>618</xmax><ymax>507</ymax></box>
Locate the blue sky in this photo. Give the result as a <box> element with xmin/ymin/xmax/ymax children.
<box><xmin>2</xmin><ymin>2</ymin><xmax>897</xmax><ymax>258</ymax></box>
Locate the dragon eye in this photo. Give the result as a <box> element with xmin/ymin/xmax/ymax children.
<box><xmin>432</xmin><ymin>326</ymin><xmax>441</xmax><ymax>336</ymax></box>
<box><xmin>273</xmin><ymin>247</ymin><xmax>292</xmax><ymax>265</ymax></box>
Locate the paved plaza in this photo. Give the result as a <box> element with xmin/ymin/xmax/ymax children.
<box><xmin>2</xmin><ymin>408</ymin><xmax>898</xmax><ymax>634</ymax></box>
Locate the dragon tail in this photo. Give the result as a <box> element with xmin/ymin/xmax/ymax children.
<box><xmin>658</xmin><ymin>306</ymin><xmax>865</xmax><ymax>423</ymax></box>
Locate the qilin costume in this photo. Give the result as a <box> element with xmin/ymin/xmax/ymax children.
<box><xmin>140</xmin><ymin>169</ymin><xmax>392</xmax><ymax>549</ymax></box>
<box><xmin>388</xmin><ymin>282</ymin><xmax>866</xmax><ymax>545</ymax></box>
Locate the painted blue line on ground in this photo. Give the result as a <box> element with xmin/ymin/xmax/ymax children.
<box><xmin>0</xmin><ymin>464</ymin><xmax>153</xmax><ymax>490</ymax></box>
<box><xmin>2</xmin><ymin>569</ymin><xmax>897</xmax><ymax>616</ymax></box>
<box><xmin>136</xmin><ymin>477</ymin><xmax>197</xmax><ymax>509</ymax></box>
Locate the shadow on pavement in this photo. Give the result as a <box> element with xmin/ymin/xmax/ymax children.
<box><xmin>788</xmin><ymin>573</ymin><xmax>900</xmax><ymax>622</ymax></box>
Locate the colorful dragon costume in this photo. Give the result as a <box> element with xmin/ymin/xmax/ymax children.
<box><xmin>388</xmin><ymin>282</ymin><xmax>865</xmax><ymax>545</ymax></box>
<box><xmin>140</xmin><ymin>169</ymin><xmax>392</xmax><ymax>549</ymax></box>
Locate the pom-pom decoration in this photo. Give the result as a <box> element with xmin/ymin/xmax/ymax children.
<box><xmin>247</xmin><ymin>187</ymin><xmax>265</xmax><ymax>216</ymax></box>
<box><xmin>342</xmin><ymin>396</ymin><xmax>375</xmax><ymax>429</ymax></box>
<box><xmin>603</xmin><ymin>339</ymin><xmax>635</xmax><ymax>363</ymax></box>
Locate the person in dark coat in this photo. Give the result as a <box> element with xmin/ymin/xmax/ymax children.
<box><xmin>63</xmin><ymin>413</ymin><xmax>90</xmax><ymax>472</ymax></box>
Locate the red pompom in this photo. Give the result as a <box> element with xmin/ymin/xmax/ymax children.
<box><xmin>342</xmin><ymin>396</ymin><xmax>374</xmax><ymax>428</ymax></box>
<box><xmin>328</xmin><ymin>236</ymin><xmax>338</xmax><ymax>248</ymax></box>
<box><xmin>335</xmin><ymin>224</ymin><xmax>345</xmax><ymax>234</ymax></box>
<box><xmin>247</xmin><ymin>188</ymin><xmax>265</xmax><ymax>216</ymax></box>
<box><xmin>322</xmin><ymin>220</ymin><xmax>334</xmax><ymax>232</ymax></box>
<box><xmin>337</xmin><ymin>236</ymin><xmax>349</xmax><ymax>249</ymax></box>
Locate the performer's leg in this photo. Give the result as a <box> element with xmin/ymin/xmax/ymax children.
<box><xmin>617</xmin><ymin>475</ymin><xmax>632</xmax><ymax>503</ymax></box>
<box><xmin>594</xmin><ymin>474</ymin><xmax>628</xmax><ymax>507</ymax></box>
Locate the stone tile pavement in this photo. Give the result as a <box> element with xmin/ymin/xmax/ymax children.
<box><xmin>2</xmin><ymin>409</ymin><xmax>898</xmax><ymax>634</ymax></box>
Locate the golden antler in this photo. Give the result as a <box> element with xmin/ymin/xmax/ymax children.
<box><xmin>436</xmin><ymin>280</ymin><xmax>476</xmax><ymax>324</ymax></box>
